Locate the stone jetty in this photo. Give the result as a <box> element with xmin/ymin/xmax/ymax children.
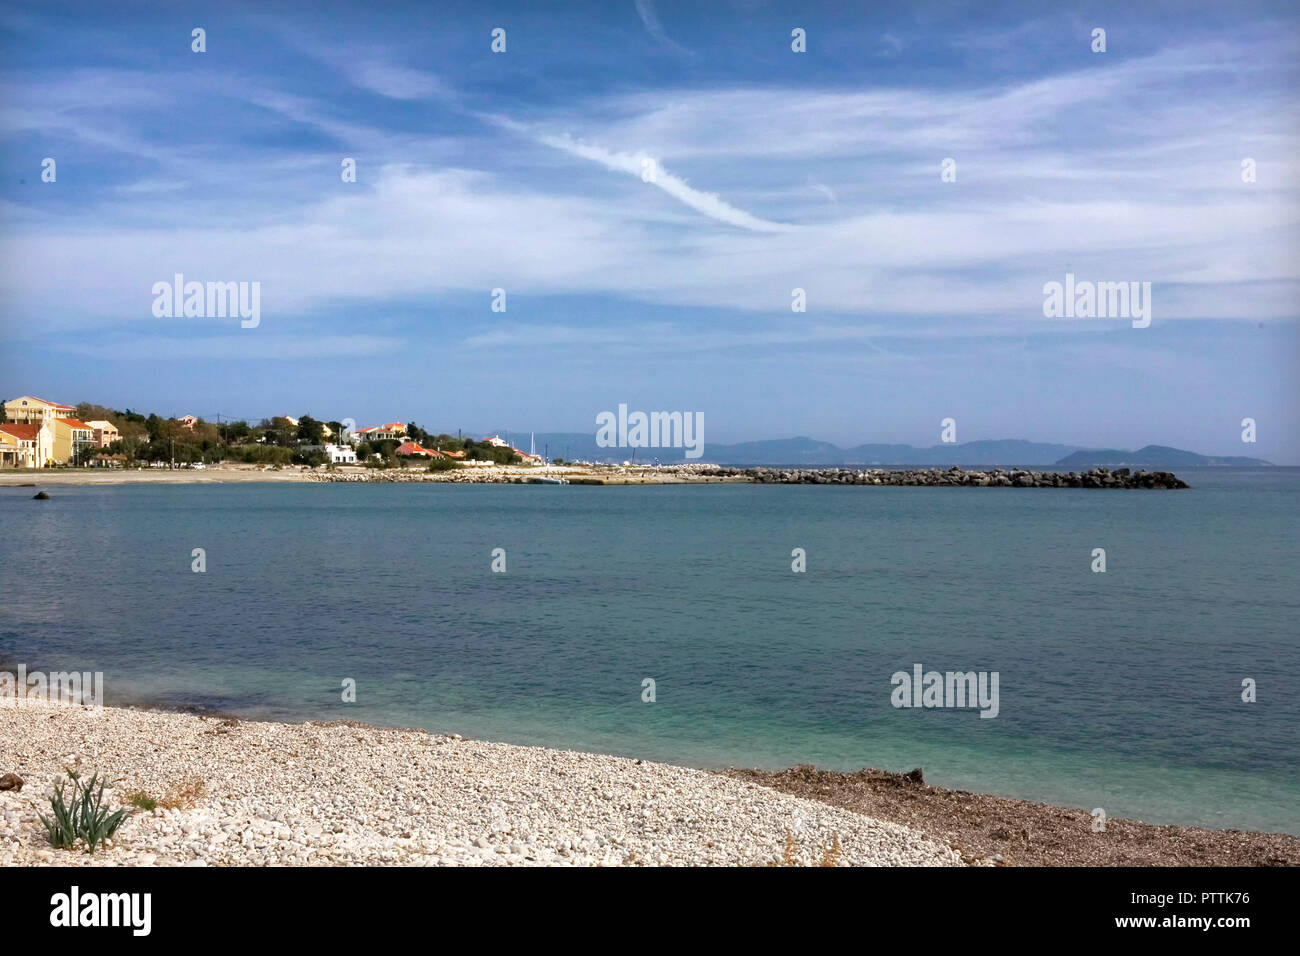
<box><xmin>306</xmin><ymin>464</ymin><xmax>1189</xmax><ymax>488</ymax></box>
<box><xmin>691</xmin><ymin>465</ymin><xmax>1189</xmax><ymax>488</ymax></box>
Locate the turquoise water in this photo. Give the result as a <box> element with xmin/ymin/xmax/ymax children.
<box><xmin>2</xmin><ymin>470</ymin><xmax>1297</xmax><ymax>834</ymax></box>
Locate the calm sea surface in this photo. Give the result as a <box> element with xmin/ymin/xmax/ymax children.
<box><xmin>2</xmin><ymin>469</ymin><xmax>1296</xmax><ymax>833</ymax></box>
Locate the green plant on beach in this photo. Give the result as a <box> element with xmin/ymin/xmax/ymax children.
<box><xmin>38</xmin><ymin>771</ymin><xmax>132</xmax><ymax>853</ymax></box>
<box><xmin>125</xmin><ymin>790</ymin><xmax>157</xmax><ymax>811</ymax></box>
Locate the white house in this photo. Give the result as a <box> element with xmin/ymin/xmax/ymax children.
<box><xmin>323</xmin><ymin>443</ymin><xmax>356</xmax><ymax>464</ymax></box>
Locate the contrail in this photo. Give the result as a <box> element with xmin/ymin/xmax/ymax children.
<box><xmin>538</xmin><ymin>132</ymin><xmax>796</xmax><ymax>233</ymax></box>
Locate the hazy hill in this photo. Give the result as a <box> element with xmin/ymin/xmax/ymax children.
<box><xmin>1054</xmin><ymin>445</ymin><xmax>1272</xmax><ymax>468</ymax></box>
<box><xmin>519</xmin><ymin>434</ymin><xmax>1079</xmax><ymax>465</ymax></box>
<box><xmin>517</xmin><ymin>434</ymin><xmax>1272</xmax><ymax>468</ymax></box>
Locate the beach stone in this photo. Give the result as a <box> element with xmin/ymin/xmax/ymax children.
<box><xmin>0</xmin><ymin>699</ymin><xmax>969</xmax><ymax>867</ymax></box>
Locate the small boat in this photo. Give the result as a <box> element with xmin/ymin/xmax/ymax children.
<box><xmin>535</xmin><ymin>476</ymin><xmax>568</xmax><ymax>485</ymax></box>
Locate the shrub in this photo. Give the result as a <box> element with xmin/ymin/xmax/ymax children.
<box><xmin>38</xmin><ymin>771</ymin><xmax>132</xmax><ymax>853</ymax></box>
<box><xmin>765</xmin><ymin>830</ymin><xmax>843</xmax><ymax>867</ymax></box>
<box><xmin>125</xmin><ymin>791</ymin><xmax>157</xmax><ymax>811</ymax></box>
<box><xmin>158</xmin><ymin>776</ymin><xmax>206</xmax><ymax>810</ymax></box>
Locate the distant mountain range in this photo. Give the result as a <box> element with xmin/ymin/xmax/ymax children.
<box><xmin>513</xmin><ymin>433</ymin><xmax>1273</xmax><ymax>468</ymax></box>
<box><xmin>1053</xmin><ymin>445</ymin><xmax>1272</xmax><ymax>468</ymax></box>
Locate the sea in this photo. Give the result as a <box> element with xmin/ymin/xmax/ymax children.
<box><xmin>2</xmin><ymin>468</ymin><xmax>1296</xmax><ymax>834</ymax></box>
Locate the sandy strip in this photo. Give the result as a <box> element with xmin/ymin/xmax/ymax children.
<box><xmin>0</xmin><ymin>466</ymin><xmax>312</xmax><ymax>485</ymax></box>
<box><xmin>0</xmin><ymin>465</ymin><xmax>730</xmax><ymax>486</ymax></box>
<box><xmin>723</xmin><ymin>766</ymin><xmax>1300</xmax><ymax>866</ymax></box>
<box><xmin>0</xmin><ymin>702</ymin><xmax>966</xmax><ymax>867</ymax></box>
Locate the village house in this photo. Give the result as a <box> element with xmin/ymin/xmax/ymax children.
<box><xmin>355</xmin><ymin>422</ymin><xmax>407</xmax><ymax>443</ymax></box>
<box><xmin>52</xmin><ymin>418</ymin><xmax>95</xmax><ymax>464</ymax></box>
<box><xmin>0</xmin><ymin>421</ymin><xmax>54</xmax><ymax>468</ymax></box>
<box><xmin>3</xmin><ymin>397</ymin><xmax>116</xmax><ymax>466</ymax></box>
<box><xmin>0</xmin><ymin>428</ymin><xmax>18</xmax><ymax>467</ymax></box>
<box><xmin>395</xmin><ymin>442</ymin><xmax>444</xmax><ymax>458</ymax></box>
<box><xmin>3</xmin><ymin>395</ymin><xmax>75</xmax><ymax>425</ymax></box>
<box><xmin>84</xmin><ymin>420</ymin><xmax>120</xmax><ymax>447</ymax></box>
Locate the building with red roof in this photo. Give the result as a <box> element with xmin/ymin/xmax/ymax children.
<box><xmin>0</xmin><ymin>420</ymin><xmax>54</xmax><ymax>468</ymax></box>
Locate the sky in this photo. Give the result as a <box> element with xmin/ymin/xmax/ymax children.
<box><xmin>1</xmin><ymin>0</ymin><xmax>1297</xmax><ymax>461</ymax></box>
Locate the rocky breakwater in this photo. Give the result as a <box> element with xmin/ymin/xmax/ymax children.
<box><xmin>309</xmin><ymin>469</ymin><xmax>516</xmax><ymax>484</ymax></box>
<box><xmin>683</xmin><ymin>465</ymin><xmax>1189</xmax><ymax>489</ymax></box>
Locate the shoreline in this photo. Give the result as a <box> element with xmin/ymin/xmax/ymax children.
<box><xmin>723</xmin><ymin>766</ymin><xmax>1299</xmax><ymax>867</ymax></box>
<box><xmin>1</xmin><ymin>463</ymin><xmax>1190</xmax><ymax>488</ymax></box>
<box><xmin>2</xmin><ymin>701</ymin><xmax>1293</xmax><ymax>866</ymax></box>
<box><xmin>0</xmin><ymin>701</ymin><xmax>964</xmax><ymax>867</ymax></box>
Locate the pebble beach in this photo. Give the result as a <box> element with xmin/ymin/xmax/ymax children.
<box><xmin>0</xmin><ymin>702</ymin><xmax>965</xmax><ymax>867</ymax></box>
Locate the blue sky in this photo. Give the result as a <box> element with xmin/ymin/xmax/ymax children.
<box><xmin>1</xmin><ymin>0</ymin><xmax>1297</xmax><ymax>460</ymax></box>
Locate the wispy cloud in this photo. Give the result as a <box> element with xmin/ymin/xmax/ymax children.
<box><xmin>348</xmin><ymin>62</ymin><xmax>443</xmax><ymax>100</ymax></box>
<box><xmin>53</xmin><ymin>334</ymin><xmax>399</xmax><ymax>361</ymax></box>
<box><xmin>633</xmin><ymin>0</ymin><xmax>692</xmax><ymax>55</ymax></box>
<box><xmin>536</xmin><ymin>132</ymin><xmax>795</xmax><ymax>232</ymax></box>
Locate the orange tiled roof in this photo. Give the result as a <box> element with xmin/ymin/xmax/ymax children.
<box><xmin>0</xmin><ymin>423</ymin><xmax>41</xmax><ymax>439</ymax></box>
<box><xmin>396</xmin><ymin>442</ymin><xmax>444</xmax><ymax>457</ymax></box>
<box><xmin>57</xmin><ymin>418</ymin><xmax>92</xmax><ymax>429</ymax></box>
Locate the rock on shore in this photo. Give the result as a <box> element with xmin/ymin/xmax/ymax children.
<box><xmin>687</xmin><ymin>465</ymin><xmax>1188</xmax><ymax>488</ymax></box>
<box><xmin>0</xmin><ymin>702</ymin><xmax>965</xmax><ymax>867</ymax></box>
<box><xmin>307</xmin><ymin>464</ymin><xmax>1188</xmax><ymax>488</ymax></box>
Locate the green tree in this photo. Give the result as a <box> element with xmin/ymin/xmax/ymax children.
<box><xmin>297</xmin><ymin>415</ymin><xmax>325</xmax><ymax>445</ymax></box>
<box><xmin>407</xmin><ymin>422</ymin><xmax>433</xmax><ymax>445</ymax></box>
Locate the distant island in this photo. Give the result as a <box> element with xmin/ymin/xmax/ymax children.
<box><xmin>1052</xmin><ymin>445</ymin><xmax>1272</xmax><ymax>468</ymax></box>
<box><xmin>519</xmin><ymin>434</ymin><xmax>1274</xmax><ymax>468</ymax></box>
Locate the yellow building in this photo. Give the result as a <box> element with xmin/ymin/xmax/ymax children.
<box><xmin>1</xmin><ymin>397</ymin><xmax>96</xmax><ymax>465</ymax></box>
<box><xmin>0</xmin><ymin>421</ymin><xmax>54</xmax><ymax>468</ymax></box>
<box><xmin>4</xmin><ymin>395</ymin><xmax>75</xmax><ymax>425</ymax></box>
<box><xmin>0</xmin><ymin>428</ymin><xmax>19</xmax><ymax>467</ymax></box>
<box><xmin>52</xmin><ymin>418</ymin><xmax>95</xmax><ymax>465</ymax></box>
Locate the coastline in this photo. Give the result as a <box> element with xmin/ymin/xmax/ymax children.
<box><xmin>0</xmin><ymin>462</ymin><xmax>1190</xmax><ymax>488</ymax></box>
<box><xmin>723</xmin><ymin>766</ymin><xmax>1299</xmax><ymax>867</ymax></box>
<box><xmin>2</xmin><ymin>701</ymin><xmax>1293</xmax><ymax>866</ymax></box>
<box><xmin>0</xmin><ymin>701</ymin><xmax>963</xmax><ymax>867</ymax></box>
